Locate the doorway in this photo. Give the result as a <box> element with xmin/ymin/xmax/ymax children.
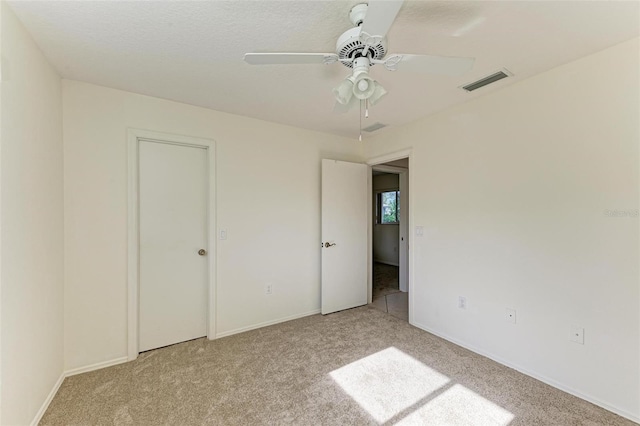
<box><xmin>369</xmin><ymin>158</ymin><xmax>409</xmax><ymax>321</ymax></box>
<box><xmin>127</xmin><ymin>129</ymin><xmax>217</xmax><ymax>360</ymax></box>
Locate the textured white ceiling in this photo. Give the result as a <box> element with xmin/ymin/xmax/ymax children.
<box><xmin>7</xmin><ymin>0</ymin><xmax>639</xmax><ymax>139</ymax></box>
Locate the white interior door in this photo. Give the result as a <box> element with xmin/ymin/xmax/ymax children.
<box><xmin>139</xmin><ymin>140</ymin><xmax>208</xmax><ymax>352</ymax></box>
<box><xmin>321</xmin><ymin>159</ymin><xmax>369</xmax><ymax>315</ymax></box>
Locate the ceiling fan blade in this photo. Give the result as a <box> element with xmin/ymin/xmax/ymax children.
<box><xmin>360</xmin><ymin>0</ymin><xmax>404</xmax><ymax>40</ymax></box>
<box><xmin>244</xmin><ymin>53</ymin><xmax>338</xmax><ymax>65</ymax></box>
<box><xmin>389</xmin><ymin>54</ymin><xmax>475</xmax><ymax>75</ymax></box>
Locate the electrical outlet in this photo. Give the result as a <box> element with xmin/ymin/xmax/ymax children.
<box><xmin>506</xmin><ymin>308</ymin><xmax>516</xmax><ymax>324</ymax></box>
<box><xmin>458</xmin><ymin>296</ymin><xmax>467</xmax><ymax>309</ymax></box>
<box><xmin>415</xmin><ymin>226</ymin><xmax>424</xmax><ymax>237</ymax></box>
<box><xmin>265</xmin><ymin>284</ymin><xmax>272</xmax><ymax>295</ymax></box>
<box><xmin>570</xmin><ymin>326</ymin><xmax>584</xmax><ymax>344</ymax></box>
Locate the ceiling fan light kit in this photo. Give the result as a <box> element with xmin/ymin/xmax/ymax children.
<box><xmin>350</xmin><ymin>57</ymin><xmax>377</xmax><ymax>100</ymax></box>
<box><xmin>332</xmin><ymin>78</ymin><xmax>355</xmax><ymax>105</ymax></box>
<box><xmin>368</xmin><ymin>83</ymin><xmax>387</xmax><ymax>106</ymax></box>
<box><xmin>243</xmin><ymin>0</ymin><xmax>476</xmax><ymax>138</ymax></box>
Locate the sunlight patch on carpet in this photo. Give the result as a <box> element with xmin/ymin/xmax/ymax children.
<box><xmin>397</xmin><ymin>384</ymin><xmax>514</xmax><ymax>425</ymax></box>
<box><xmin>329</xmin><ymin>347</ymin><xmax>450</xmax><ymax>423</ymax></box>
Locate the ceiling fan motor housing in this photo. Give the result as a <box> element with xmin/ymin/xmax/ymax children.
<box><xmin>336</xmin><ymin>27</ymin><xmax>387</xmax><ymax>68</ymax></box>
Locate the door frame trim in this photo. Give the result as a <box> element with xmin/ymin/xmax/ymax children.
<box><xmin>367</xmin><ymin>149</ymin><xmax>412</xmax><ymax>323</ymax></box>
<box><xmin>127</xmin><ymin>128</ymin><xmax>217</xmax><ymax>361</ymax></box>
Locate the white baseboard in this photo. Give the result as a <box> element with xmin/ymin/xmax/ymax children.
<box><xmin>215</xmin><ymin>309</ymin><xmax>321</xmax><ymax>339</ymax></box>
<box><xmin>37</xmin><ymin>318</ymin><xmax>637</xmax><ymax>424</ymax></box>
<box><xmin>31</xmin><ymin>356</ymin><xmax>130</xmax><ymax>425</ymax></box>
<box><xmin>30</xmin><ymin>310</ymin><xmax>319</xmax><ymax>425</ymax></box>
<box><xmin>30</xmin><ymin>372</ymin><xmax>65</xmax><ymax>426</ymax></box>
<box><xmin>65</xmin><ymin>356</ymin><xmax>129</xmax><ymax>377</ymax></box>
<box><xmin>411</xmin><ymin>321</ymin><xmax>640</xmax><ymax>424</ymax></box>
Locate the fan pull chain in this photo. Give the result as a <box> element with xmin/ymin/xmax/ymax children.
<box><xmin>365</xmin><ymin>99</ymin><xmax>369</xmax><ymax>119</ymax></box>
<box><xmin>359</xmin><ymin>100</ymin><xmax>363</xmax><ymax>142</ymax></box>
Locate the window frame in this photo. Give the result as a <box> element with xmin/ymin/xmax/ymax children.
<box><xmin>376</xmin><ymin>190</ymin><xmax>400</xmax><ymax>225</ymax></box>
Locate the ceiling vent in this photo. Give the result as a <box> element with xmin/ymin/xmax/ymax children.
<box><xmin>362</xmin><ymin>122</ymin><xmax>387</xmax><ymax>132</ymax></box>
<box><xmin>461</xmin><ymin>69</ymin><xmax>512</xmax><ymax>92</ymax></box>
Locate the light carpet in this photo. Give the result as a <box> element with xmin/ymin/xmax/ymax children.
<box><xmin>41</xmin><ymin>307</ymin><xmax>635</xmax><ymax>425</ymax></box>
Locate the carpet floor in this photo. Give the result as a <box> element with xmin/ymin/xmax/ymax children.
<box><xmin>41</xmin><ymin>307</ymin><xmax>634</xmax><ymax>425</ymax></box>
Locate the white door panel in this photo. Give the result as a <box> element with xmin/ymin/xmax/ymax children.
<box><xmin>139</xmin><ymin>140</ymin><xmax>208</xmax><ymax>351</ymax></box>
<box><xmin>321</xmin><ymin>159</ymin><xmax>368</xmax><ymax>315</ymax></box>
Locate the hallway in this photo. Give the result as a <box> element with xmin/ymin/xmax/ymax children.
<box><xmin>369</xmin><ymin>262</ymin><xmax>408</xmax><ymax>321</ymax></box>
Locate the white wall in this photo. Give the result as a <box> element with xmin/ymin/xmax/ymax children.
<box><xmin>3</xmin><ymin>9</ymin><xmax>635</xmax><ymax>421</ymax></box>
<box><xmin>0</xmin><ymin>3</ymin><xmax>64</xmax><ymax>424</ymax></box>
<box><xmin>63</xmin><ymin>80</ymin><xmax>362</xmax><ymax>370</ymax></box>
<box><xmin>373</xmin><ymin>173</ymin><xmax>399</xmax><ymax>265</ymax></box>
<box><xmin>366</xmin><ymin>38</ymin><xmax>640</xmax><ymax>420</ymax></box>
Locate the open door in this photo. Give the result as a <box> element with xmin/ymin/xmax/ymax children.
<box><xmin>321</xmin><ymin>159</ymin><xmax>369</xmax><ymax>315</ymax></box>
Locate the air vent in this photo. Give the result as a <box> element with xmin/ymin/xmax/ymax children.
<box><xmin>362</xmin><ymin>122</ymin><xmax>387</xmax><ymax>132</ymax></box>
<box><xmin>462</xmin><ymin>69</ymin><xmax>512</xmax><ymax>92</ymax></box>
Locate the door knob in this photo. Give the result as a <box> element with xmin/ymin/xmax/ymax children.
<box><xmin>198</xmin><ymin>249</ymin><xmax>207</xmax><ymax>256</ymax></box>
<box><xmin>324</xmin><ymin>242</ymin><xmax>336</xmax><ymax>248</ymax></box>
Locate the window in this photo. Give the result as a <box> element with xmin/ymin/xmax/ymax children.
<box><xmin>377</xmin><ymin>190</ymin><xmax>399</xmax><ymax>224</ymax></box>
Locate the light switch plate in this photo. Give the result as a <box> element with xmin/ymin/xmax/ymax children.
<box><xmin>458</xmin><ymin>296</ymin><xmax>467</xmax><ymax>309</ymax></box>
<box><xmin>415</xmin><ymin>226</ymin><xmax>424</xmax><ymax>237</ymax></box>
<box><xmin>220</xmin><ymin>229</ymin><xmax>227</xmax><ymax>240</ymax></box>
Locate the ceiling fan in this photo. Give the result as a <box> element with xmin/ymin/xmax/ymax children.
<box><xmin>244</xmin><ymin>0</ymin><xmax>475</xmax><ymax>129</ymax></box>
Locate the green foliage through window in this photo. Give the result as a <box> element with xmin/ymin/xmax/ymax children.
<box><xmin>378</xmin><ymin>191</ymin><xmax>399</xmax><ymax>224</ymax></box>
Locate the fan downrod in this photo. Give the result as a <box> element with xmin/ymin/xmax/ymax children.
<box><xmin>336</xmin><ymin>3</ymin><xmax>388</xmax><ymax>69</ymax></box>
<box><xmin>349</xmin><ymin>3</ymin><xmax>368</xmax><ymax>26</ymax></box>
